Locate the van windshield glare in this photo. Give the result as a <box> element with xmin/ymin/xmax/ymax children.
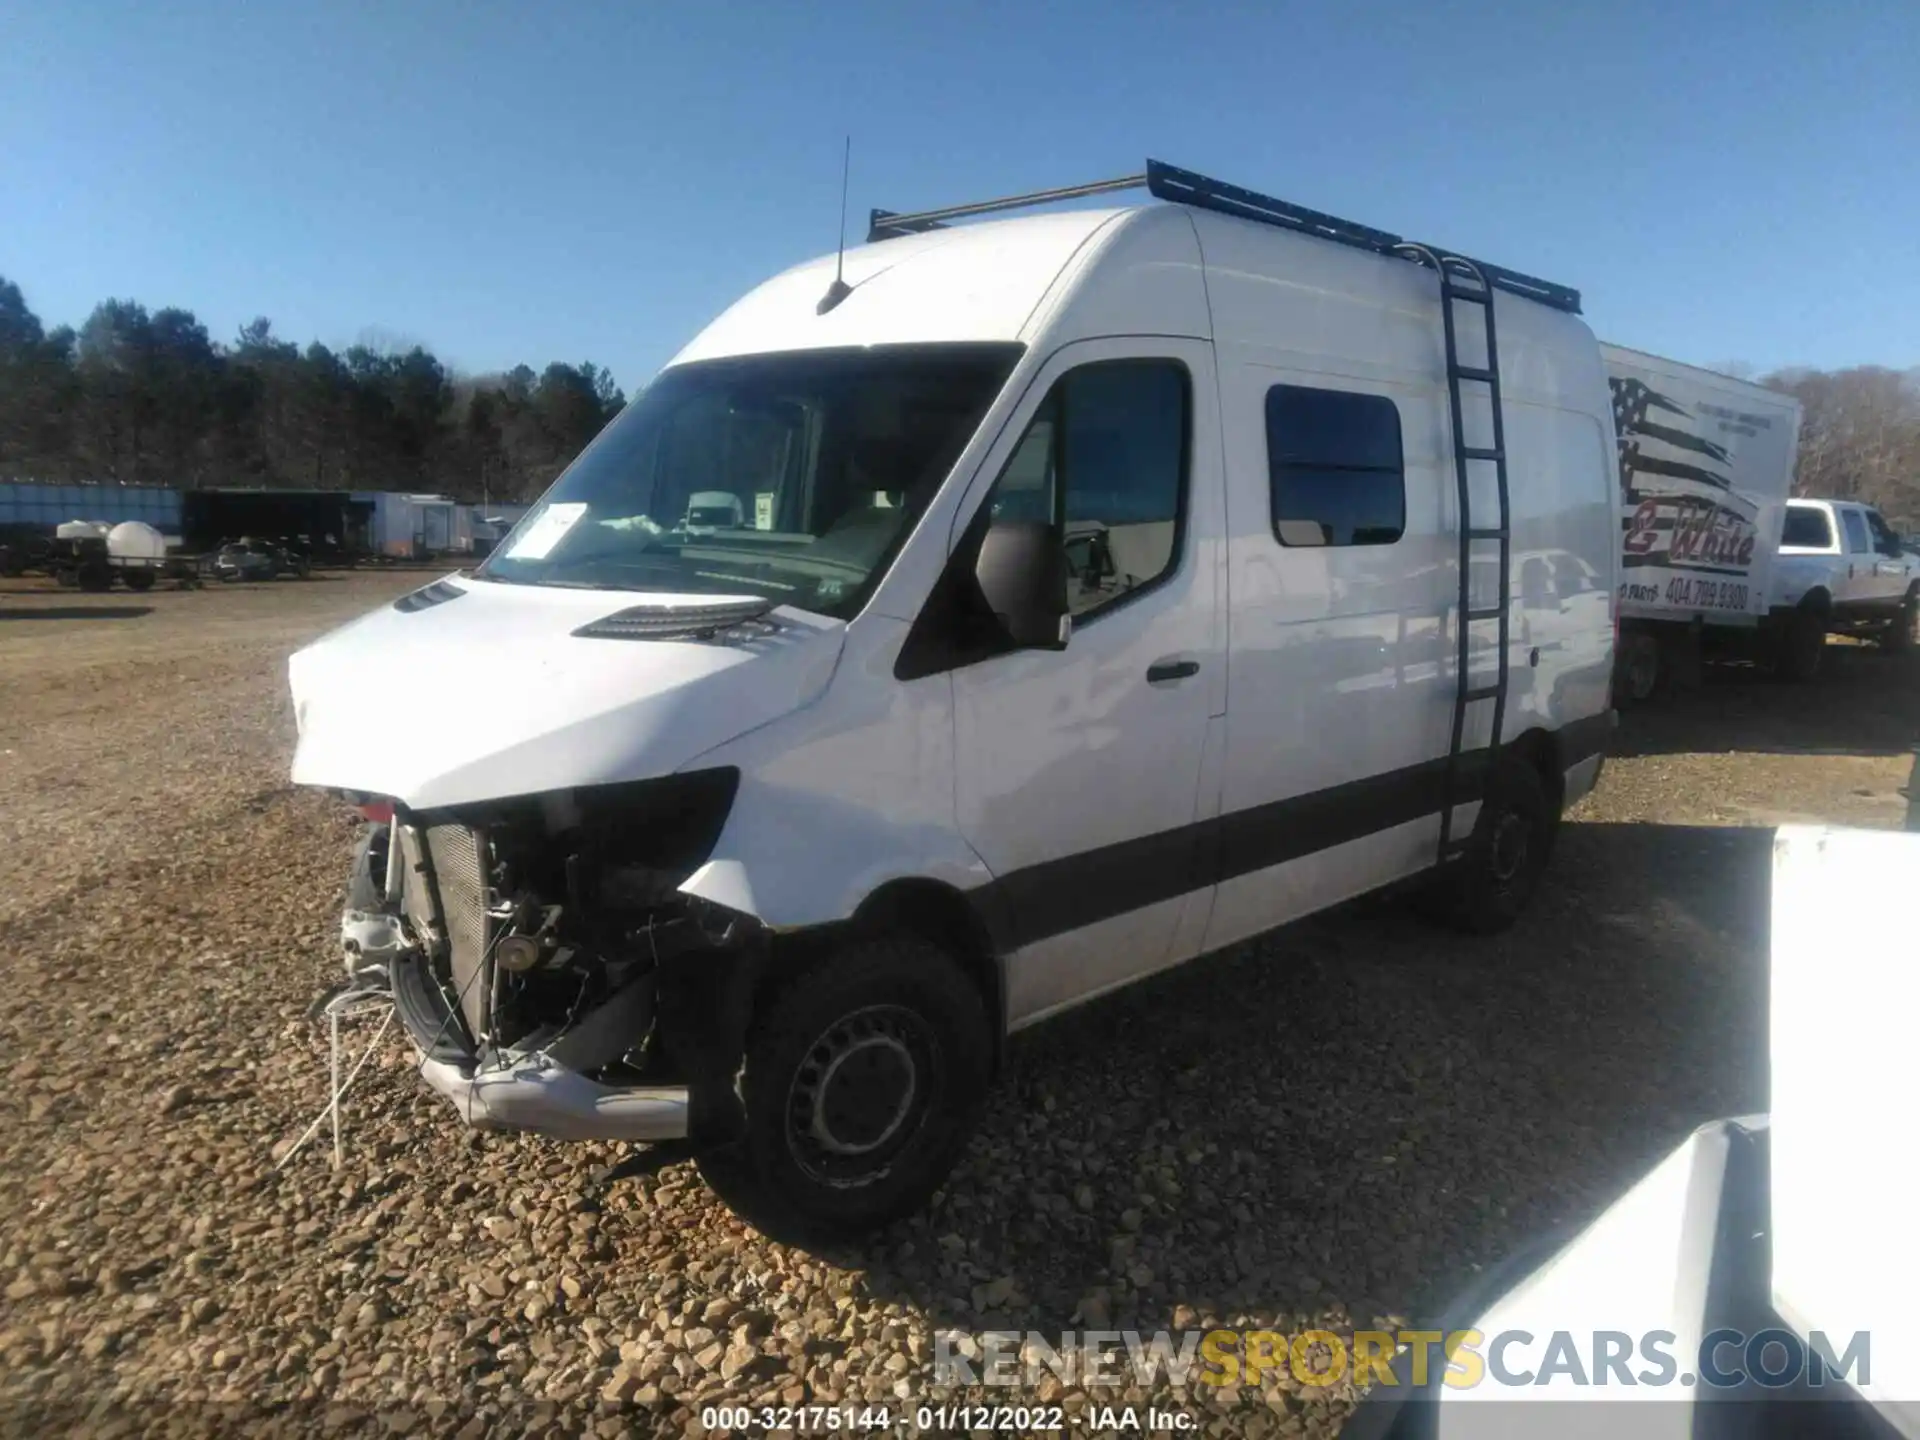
<box><xmin>476</xmin><ymin>344</ymin><xmax>1023</xmax><ymax>619</ymax></box>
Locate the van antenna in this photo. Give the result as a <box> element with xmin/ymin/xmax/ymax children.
<box><xmin>816</xmin><ymin>136</ymin><xmax>854</xmax><ymax>315</ymax></box>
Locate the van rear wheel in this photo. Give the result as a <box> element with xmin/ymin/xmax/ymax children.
<box><xmin>698</xmin><ymin>934</ymin><xmax>991</xmax><ymax>1241</ymax></box>
<box><xmin>1421</xmin><ymin>754</ymin><xmax>1553</xmax><ymax>936</ymax></box>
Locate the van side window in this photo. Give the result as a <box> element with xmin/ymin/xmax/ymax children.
<box><xmin>1842</xmin><ymin>507</ymin><xmax>1872</xmax><ymax>555</ymax></box>
<box><xmin>1265</xmin><ymin>386</ymin><xmax>1404</xmax><ymax>547</ymax></box>
<box><xmin>988</xmin><ymin>360</ymin><xmax>1190</xmax><ymax>619</ymax></box>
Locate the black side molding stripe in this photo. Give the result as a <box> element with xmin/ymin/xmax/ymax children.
<box><xmin>978</xmin><ymin>713</ymin><xmax>1615</xmax><ymax>953</ymax></box>
<box><xmin>1217</xmin><ymin>750</ymin><xmax>1488</xmax><ymax>882</ymax></box>
<box><xmin>993</xmin><ymin>824</ymin><xmax>1202</xmax><ymax>954</ymax></box>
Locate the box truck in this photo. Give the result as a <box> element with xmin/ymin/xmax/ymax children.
<box><xmin>290</xmin><ymin>160</ymin><xmax>1620</xmax><ymax>1236</ymax></box>
<box><xmin>1601</xmin><ymin>346</ymin><xmax>1803</xmax><ymax>702</ymax></box>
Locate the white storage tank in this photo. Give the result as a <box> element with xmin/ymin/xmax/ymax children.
<box><xmin>107</xmin><ymin>521</ymin><xmax>169</xmax><ymax>560</ymax></box>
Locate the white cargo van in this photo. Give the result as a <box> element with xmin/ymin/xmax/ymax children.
<box><xmin>1602</xmin><ymin>347</ymin><xmax>1804</xmax><ymax>702</ymax></box>
<box><xmin>290</xmin><ymin>162</ymin><xmax>1618</xmax><ymax>1235</ymax></box>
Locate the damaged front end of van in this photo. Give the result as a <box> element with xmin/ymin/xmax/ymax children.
<box><xmin>289</xmin><ymin>582</ymin><xmax>849</xmax><ymax>1152</ymax></box>
<box><xmin>334</xmin><ymin>768</ymin><xmax>767</xmax><ymax>1149</ymax></box>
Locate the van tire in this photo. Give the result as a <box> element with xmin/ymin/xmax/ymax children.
<box><xmin>1776</xmin><ymin>608</ymin><xmax>1826</xmax><ymax>682</ymax></box>
<box><xmin>1424</xmin><ymin>754</ymin><xmax>1553</xmax><ymax>936</ymax></box>
<box><xmin>1880</xmin><ymin>591</ymin><xmax>1918</xmax><ymax>654</ymax></box>
<box><xmin>697</xmin><ymin>934</ymin><xmax>991</xmax><ymax>1241</ymax></box>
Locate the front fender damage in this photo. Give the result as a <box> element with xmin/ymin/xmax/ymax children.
<box><xmin>674</xmin><ymin>773</ymin><xmax>995</xmax><ymax>933</ymax></box>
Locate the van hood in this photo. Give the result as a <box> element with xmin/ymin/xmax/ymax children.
<box><xmin>288</xmin><ymin>575</ymin><xmax>845</xmax><ymax>809</ymax></box>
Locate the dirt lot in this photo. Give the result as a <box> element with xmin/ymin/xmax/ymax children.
<box><xmin>1</xmin><ymin>572</ymin><xmax>1915</xmax><ymax>1438</ymax></box>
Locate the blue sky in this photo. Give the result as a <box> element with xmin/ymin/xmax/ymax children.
<box><xmin>2</xmin><ymin>0</ymin><xmax>1915</xmax><ymax>392</ymax></box>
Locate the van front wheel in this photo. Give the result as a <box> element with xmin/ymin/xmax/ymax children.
<box><xmin>1424</xmin><ymin>754</ymin><xmax>1553</xmax><ymax>935</ymax></box>
<box><xmin>698</xmin><ymin>934</ymin><xmax>991</xmax><ymax>1241</ymax></box>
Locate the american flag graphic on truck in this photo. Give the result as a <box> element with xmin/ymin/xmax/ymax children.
<box><xmin>1612</xmin><ymin>376</ymin><xmax>1760</xmax><ymax>578</ymax></box>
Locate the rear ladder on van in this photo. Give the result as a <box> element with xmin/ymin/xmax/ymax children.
<box><xmin>1395</xmin><ymin>248</ymin><xmax>1512</xmax><ymax>863</ymax></box>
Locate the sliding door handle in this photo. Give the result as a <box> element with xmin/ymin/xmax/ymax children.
<box><xmin>1146</xmin><ymin>659</ymin><xmax>1200</xmax><ymax>683</ymax></box>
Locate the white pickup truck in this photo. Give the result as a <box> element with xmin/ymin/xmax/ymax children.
<box><xmin>1767</xmin><ymin>497</ymin><xmax>1920</xmax><ymax>679</ymax></box>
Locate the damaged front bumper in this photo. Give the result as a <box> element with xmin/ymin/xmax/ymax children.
<box><xmin>414</xmin><ymin>1053</ymin><xmax>689</xmax><ymax>1141</ymax></box>
<box><xmin>334</xmin><ymin>818</ymin><xmax>758</xmax><ymax>1147</ymax></box>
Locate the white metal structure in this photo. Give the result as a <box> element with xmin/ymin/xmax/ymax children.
<box><xmin>359</xmin><ymin>491</ymin><xmax>473</xmax><ymax>557</ymax></box>
<box><xmin>288</xmin><ymin>162</ymin><xmax>1619</xmax><ymax>1234</ymax></box>
<box><xmin>1766</xmin><ymin>497</ymin><xmax>1920</xmax><ymax>679</ymax></box>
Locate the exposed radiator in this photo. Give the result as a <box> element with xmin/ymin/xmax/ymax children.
<box><xmin>397</xmin><ymin>822</ymin><xmax>493</xmax><ymax>1042</ymax></box>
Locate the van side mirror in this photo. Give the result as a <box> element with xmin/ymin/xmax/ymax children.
<box><xmin>975</xmin><ymin>519</ymin><xmax>1070</xmax><ymax>650</ymax></box>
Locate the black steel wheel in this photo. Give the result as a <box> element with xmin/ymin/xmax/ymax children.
<box><xmin>699</xmin><ymin>933</ymin><xmax>991</xmax><ymax>1241</ymax></box>
<box><xmin>1422</xmin><ymin>753</ymin><xmax>1554</xmax><ymax>936</ymax></box>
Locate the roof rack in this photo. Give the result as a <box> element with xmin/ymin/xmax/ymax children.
<box><xmin>867</xmin><ymin>158</ymin><xmax>1582</xmax><ymax>315</ymax></box>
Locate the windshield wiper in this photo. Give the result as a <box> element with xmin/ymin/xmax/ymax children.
<box><xmin>469</xmin><ymin>568</ymin><xmax>657</xmax><ymax>593</ymax></box>
<box><xmin>525</xmin><ymin>578</ymin><xmax>649</xmax><ymax>591</ymax></box>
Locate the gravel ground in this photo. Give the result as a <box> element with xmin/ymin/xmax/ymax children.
<box><xmin>1</xmin><ymin>573</ymin><xmax>1914</xmax><ymax>1438</ymax></box>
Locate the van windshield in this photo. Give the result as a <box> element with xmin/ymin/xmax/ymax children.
<box><xmin>476</xmin><ymin>344</ymin><xmax>1022</xmax><ymax>619</ymax></box>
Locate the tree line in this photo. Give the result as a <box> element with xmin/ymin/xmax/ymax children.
<box><xmin>0</xmin><ymin>277</ymin><xmax>626</xmax><ymax>504</ymax></box>
<box><xmin>1756</xmin><ymin>366</ymin><xmax>1920</xmax><ymax>527</ymax></box>
<box><xmin>2</xmin><ymin>275</ymin><xmax>1915</xmax><ymax>525</ymax></box>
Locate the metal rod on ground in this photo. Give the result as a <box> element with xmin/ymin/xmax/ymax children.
<box><xmin>331</xmin><ymin>1005</ymin><xmax>342</xmax><ymax>1168</ymax></box>
<box><xmin>276</xmin><ymin>1002</ymin><xmax>394</xmax><ymax>1172</ymax></box>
